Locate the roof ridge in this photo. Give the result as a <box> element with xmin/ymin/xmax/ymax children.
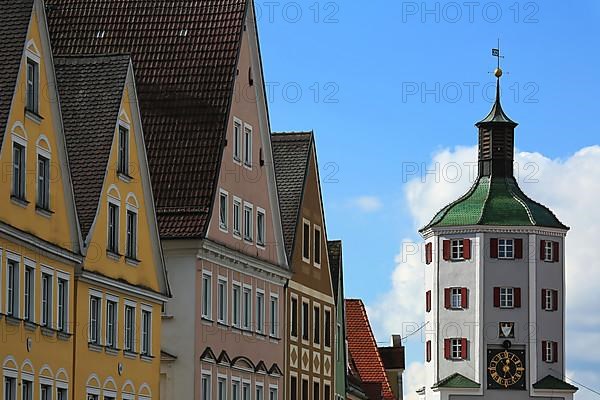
<box><xmin>505</xmin><ymin>177</ymin><xmax>537</xmax><ymax>225</ymax></box>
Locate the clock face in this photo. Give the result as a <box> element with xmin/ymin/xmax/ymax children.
<box><xmin>487</xmin><ymin>349</ymin><xmax>526</xmax><ymax>390</ymax></box>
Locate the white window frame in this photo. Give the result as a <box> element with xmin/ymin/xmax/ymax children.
<box><xmin>40</xmin><ymin>382</ymin><xmax>53</xmax><ymax>400</ymax></box>
<box><xmin>243</xmin><ymin>202</ymin><xmax>254</xmax><ymax>243</ymax></box>
<box><xmin>218</xmin><ymin>277</ymin><xmax>228</xmax><ymax>324</ymax></box>
<box><xmin>451</xmin><ymin>239</ymin><xmax>464</xmax><ymax>261</ymax></box>
<box><xmin>233</xmin><ymin>117</ymin><xmax>242</xmax><ymax>163</ymax></box>
<box><xmin>201</xmin><ymin>372</ymin><xmax>212</xmax><ymax>400</ymax></box>
<box><xmin>313</xmin><ymin>224</ymin><xmax>322</xmax><ymax>268</ymax></box>
<box><xmin>313</xmin><ymin>303</ymin><xmax>321</xmax><ymax>347</ymax></box>
<box><xmin>323</xmin><ymin>305</ymin><xmax>332</xmax><ymax>350</ymax></box>
<box><xmin>269</xmin><ymin>384</ymin><xmax>279</xmax><ymax>400</ymax></box>
<box><xmin>117</xmin><ymin>122</ymin><xmax>130</xmax><ymax>176</ymax></box>
<box><xmin>105</xmin><ymin>294</ymin><xmax>119</xmax><ymax>349</ymax></box>
<box><xmin>107</xmin><ymin>197</ymin><xmax>120</xmax><ymax>255</ymax></box>
<box><xmin>498</xmin><ymin>238</ymin><xmax>515</xmax><ymax>259</ymax></box>
<box><xmin>124</xmin><ymin>299</ymin><xmax>137</xmax><ymax>352</ymax></box>
<box><xmin>312</xmin><ymin>378</ymin><xmax>320</xmax><ymax>400</ymax></box>
<box><xmin>125</xmin><ymin>203</ymin><xmax>138</xmax><ymax>260</ymax></box>
<box><xmin>232</xmin><ymin>282</ymin><xmax>241</xmax><ymax>328</ymax></box>
<box><xmin>11</xmin><ymin>132</ymin><xmax>27</xmax><ymax>201</ymax></box>
<box><xmin>36</xmin><ymin>139</ymin><xmax>51</xmax><ymax>211</ymax></box>
<box><xmin>545</xmin><ymin>241</ymin><xmax>554</xmax><ymax>262</ymax></box>
<box><xmin>544</xmin><ymin>290</ymin><xmax>555</xmax><ymax>311</ymax></box>
<box><xmin>243</xmin><ymin>123</ymin><xmax>253</xmax><ymax>168</ymax></box>
<box><xmin>5</xmin><ymin>252</ymin><xmax>20</xmax><ymax>318</ymax></box>
<box><xmin>232</xmin><ymin>378</ymin><xmax>241</xmax><ymax>400</ymax></box>
<box><xmin>256</xmin><ymin>207</ymin><xmax>266</xmax><ymax>248</ymax></box>
<box><xmin>25</xmin><ymin>56</ymin><xmax>40</xmax><ymax>115</ymax></box>
<box><xmin>40</xmin><ymin>266</ymin><xmax>54</xmax><ymax>328</ymax></box>
<box><xmin>256</xmin><ymin>289</ymin><xmax>265</xmax><ymax>334</ymax></box>
<box><xmin>242</xmin><ymin>380</ymin><xmax>251</xmax><ymax>400</ymax></box>
<box><xmin>255</xmin><ymin>382</ymin><xmax>264</xmax><ymax>400</ymax></box>
<box><xmin>88</xmin><ymin>289</ymin><xmax>103</xmax><ymax>345</ymax></box>
<box><xmin>202</xmin><ymin>271</ymin><xmax>212</xmax><ymax>320</ymax></box>
<box><xmin>21</xmin><ymin>376</ymin><xmax>33</xmax><ymax>400</ymax></box>
<box><xmin>140</xmin><ymin>304</ymin><xmax>153</xmax><ymax>356</ymax></box>
<box><xmin>242</xmin><ymin>285</ymin><xmax>252</xmax><ymax>330</ymax></box>
<box><xmin>233</xmin><ymin>197</ymin><xmax>242</xmax><ymax>238</ymax></box>
<box><xmin>301</xmin><ymin>298</ymin><xmax>310</xmax><ymax>344</ymax></box>
<box><xmin>302</xmin><ymin>219</ymin><xmax>311</xmax><ymax>263</ymax></box>
<box><xmin>23</xmin><ymin>259</ymin><xmax>36</xmax><ymax>323</ymax></box>
<box><xmin>56</xmin><ymin>270</ymin><xmax>70</xmax><ymax>333</ymax></box>
<box><xmin>217</xmin><ymin>375</ymin><xmax>228</xmax><ymax>400</ymax></box>
<box><xmin>290</xmin><ymin>294</ymin><xmax>299</xmax><ymax>341</ymax></box>
<box><xmin>450</xmin><ymin>287</ymin><xmax>462</xmax><ymax>310</ymax></box>
<box><xmin>219</xmin><ymin>189</ymin><xmax>229</xmax><ymax>232</ymax></box>
<box><xmin>450</xmin><ymin>338</ymin><xmax>463</xmax><ymax>360</ymax></box>
<box><xmin>544</xmin><ymin>341</ymin><xmax>554</xmax><ymax>363</ymax></box>
<box><xmin>270</xmin><ymin>293</ymin><xmax>279</xmax><ymax>338</ymax></box>
<box><xmin>500</xmin><ymin>287</ymin><xmax>515</xmax><ymax>309</ymax></box>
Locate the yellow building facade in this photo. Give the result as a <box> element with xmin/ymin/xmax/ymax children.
<box><xmin>0</xmin><ymin>1</ymin><xmax>170</xmax><ymax>399</ymax></box>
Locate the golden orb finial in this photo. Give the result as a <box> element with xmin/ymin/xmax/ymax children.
<box><xmin>494</xmin><ymin>67</ymin><xmax>503</xmax><ymax>78</ymax></box>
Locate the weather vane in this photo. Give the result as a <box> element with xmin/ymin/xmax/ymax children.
<box><xmin>492</xmin><ymin>39</ymin><xmax>504</xmax><ymax>78</ymax></box>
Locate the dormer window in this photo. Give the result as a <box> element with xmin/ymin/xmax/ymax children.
<box><xmin>26</xmin><ymin>58</ymin><xmax>39</xmax><ymax>114</ymax></box>
<box><xmin>118</xmin><ymin>125</ymin><xmax>130</xmax><ymax>175</ymax></box>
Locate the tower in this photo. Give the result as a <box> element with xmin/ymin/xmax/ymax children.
<box><xmin>419</xmin><ymin>52</ymin><xmax>578</xmax><ymax>400</ymax></box>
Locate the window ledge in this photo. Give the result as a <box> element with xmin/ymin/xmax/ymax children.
<box><xmin>41</xmin><ymin>327</ymin><xmax>56</xmax><ymax>338</ymax></box>
<box><xmin>269</xmin><ymin>335</ymin><xmax>281</xmax><ymax>343</ymax></box>
<box><xmin>125</xmin><ymin>257</ymin><xmax>141</xmax><ymax>267</ymax></box>
<box><xmin>117</xmin><ymin>172</ymin><xmax>134</xmax><ymax>183</ymax></box>
<box><xmin>140</xmin><ymin>354</ymin><xmax>154</xmax><ymax>363</ymax></box>
<box><xmin>201</xmin><ymin>317</ymin><xmax>214</xmax><ymax>324</ymax></box>
<box><xmin>256</xmin><ymin>243</ymin><xmax>266</xmax><ymax>250</ymax></box>
<box><xmin>217</xmin><ymin>321</ymin><xmax>229</xmax><ymax>329</ymax></box>
<box><xmin>256</xmin><ymin>332</ymin><xmax>267</xmax><ymax>339</ymax></box>
<box><xmin>105</xmin><ymin>346</ymin><xmax>120</xmax><ymax>356</ymax></box>
<box><xmin>24</xmin><ymin>320</ymin><xmax>37</xmax><ymax>332</ymax></box>
<box><xmin>10</xmin><ymin>195</ymin><xmax>29</xmax><ymax>208</ymax></box>
<box><xmin>124</xmin><ymin>350</ymin><xmax>138</xmax><ymax>359</ymax></box>
<box><xmin>88</xmin><ymin>342</ymin><xmax>103</xmax><ymax>352</ymax></box>
<box><xmin>25</xmin><ymin>109</ymin><xmax>43</xmax><ymax>124</ymax></box>
<box><xmin>5</xmin><ymin>315</ymin><xmax>22</xmax><ymax>326</ymax></box>
<box><xmin>106</xmin><ymin>250</ymin><xmax>122</xmax><ymax>261</ymax></box>
<box><xmin>57</xmin><ymin>331</ymin><xmax>71</xmax><ymax>341</ymax></box>
<box><xmin>35</xmin><ymin>206</ymin><xmax>54</xmax><ymax>218</ymax></box>
<box><xmin>161</xmin><ymin>314</ymin><xmax>174</xmax><ymax>320</ymax></box>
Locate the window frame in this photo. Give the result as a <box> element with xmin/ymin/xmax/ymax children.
<box><xmin>243</xmin><ymin>202</ymin><xmax>254</xmax><ymax>243</ymax></box>
<box><xmin>117</xmin><ymin>123</ymin><xmax>130</xmax><ymax>176</ymax></box>
<box><xmin>125</xmin><ymin>205</ymin><xmax>138</xmax><ymax>260</ymax></box>
<box><xmin>323</xmin><ymin>307</ymin><xmax>332</xmax><ymax>349</ymax></box>
<box><xmin>105</xmin><ymin>295</ymin><xmax>119</xmax><ymax>349</ymax></box>
<box><xmin>498</xmin><ymin>238</ymin><xmax>515</xmax><ymax>259</ymax></box>
<box><xmin>256</xmin><ymin>289</ymin><xmax>265</xmax><ymax>334</ymax></box>
<box><xmin>36</xmin><ymin>152</ymin><xmax>50</xmax><ymax>210</ymax></box>
<box><xmin>217</xmin><ymin>277</ymin><xmax>228</xmax><ymax>324</ymax></box>
<box><xmin>5</xmin><ymin>254</ymin><xmax>20</xmax><ymax>318</ymax></box>
<box><xmin>233</xmin><ymin>117</ymin><xmax>242</xmax><ymax>163</ymax></box>
<box><xmin>450</xmin><ymin>287</ymin><xmax>462</xmax><ymax>310</ymax></box>
<box><xmin>11</xmin><ymin>139</ymin><xmax>26</xmax><ymax>200</ymax></box>
<box><xmin>290</xmin><ymin>295</ymin><xmax>299</xmax><ymax>340</ymax></box>
<box><xmin>219</xmin><ymin>189</ymin><xmax>229</xmax><ymax>232</ymax></box>
<box><xmin>301</xmin><ymin>299</ymin><xmax>310</xmax><ymax>343</ymax></box>
<box><xmin>242</xmin><ymin>285</ymin><xmax>252</xmax><ymax>330</ymax></box>
<box><xmin>450</xmin><ymin>338</ymin><xmax>463</xmax><ymax>360</ymax></box>
<box><xmin>544</xmin><ymin>341</ymin><xmax>554</xmax><ymax>363</ymax></box>
<box><xmin>232</xmin><ymin>282</ymin><xmax>241</xmax><ymax>328</ymax></box>
<box><xmin>23</xmin><ymin>260</ymin><xmax>35</xmax><ymax>322</ymax></box>
<box><xmin>270</xmin><ymin>293</ymin><xmax>279</xmax><ymax>338</ymax></box>
<box><xmin>544</xmin><ymin>241</ymin><xmax>554</xmax><ymax>262</ymax></box>
<box><xmin>140</xmin><ymin>304</ymin><xmax>152</xmax><ymax>356</ymax></box>
<box><xmin>217</xmin><ymin>376</ymin><xmax>227</xmax><ymax>400</ymax></box>
<box><xmin>56</xmin><ymin>272</ymin><xmax>69</xmax><ymax>333</ymax></box>
<box><xmin>40</xmin><ymin>268</ymin><xmax>53</xmax><ymax>327</ymax></box>
<box><xmin>89</xmin><ymin>293</ymin><xmax>102</xmax><ymax>345</ymax></box>
<box><xmin>302</xmin><ymin>219</ymin><xmax>310</xmax><ymax>263</ymax></box>
<box><xmin>450</xmin><ymin>239</ymin><xmax>464</xmax><ymax>261</ymax></box>
<box><xmin>233</xmin><ymin>197</ymin><xmax>242</xmax><ymax>238</ymax></box>
<box><xmin>313</xmin><ymin>303</ymin><xmax>321</xmax><ymax>347</ymax></box>
<box><xmin>255</xmin><ymin>382</ymin><xmax>264</xmax><ymax>400</ymax></box>
<box><xmin>202</xmin><ymin>272</ymin><xmax>212</xmax><ymax>320</ymax></box>
<box><xmin>243</xmin><ymin>123</ymin><xmax>253</xmax><ymax>168</ymax></box>
<box><xmin>256</xmin><ymin>207</ymin><xmax>266</xmax><ymax>248</ymax></box>
<box><xmin>124</xmin><ymin>301</ymin><xmax>137</xmax><ymax>353</ymax></box>
<box><xmin>201</xmin><ymin>372</ymin><xmax>212</xmax><ymax>400</ymax></box>
<box><xmin>26</xmin><ymin>57</ymin><xmax>39</xmax><ymax>114</ymax></box>
<box><xmin>500</xmin><ymin>287</ymin><xmax>515</xmax><ymax>309</ymax></box>
<box><xmin>313</xmin><ymin>224</ymin><xmax>322</xmax><ymax>268</ymax></box>
<box><xmin>107</xmin><ymin>198</ymin><xmax>120</xmax><ymax>255</ymax></box>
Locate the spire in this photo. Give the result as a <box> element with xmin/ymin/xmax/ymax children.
<box><xmin>475</xmin><ymin>43</ymin><xmax>518</xmax><ymax>177</ymax></box>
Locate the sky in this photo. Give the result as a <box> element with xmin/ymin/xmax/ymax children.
<box><xmin>257</xmin><ymin>1</ymin><xmax>600</xmax><ymax>398</ymax></box>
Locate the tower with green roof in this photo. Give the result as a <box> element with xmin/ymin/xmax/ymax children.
<box><xmin>419</xmin><ymin>62</ymin><xmax>577</xmax><ymax>400</ymax></box>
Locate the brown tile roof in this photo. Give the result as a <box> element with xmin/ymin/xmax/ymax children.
<box><xmin>346</xmin><ymin>299</ymin><xmax>395</xmax><ymax>400</ymax></box>
<box><xmin>54</xmin><ymin>55</ymin><xmax>131</xmax><ymax>240</ymax></box>
<box><xmin>327</xmin><ymin>240</ymin><xmax>342</xmax><ymax>299</ymax></box>
<box><xmin>271</xmin><ymin>132</ymin><xmax>313</xmax><ymax>258</ymax></box>
<box><xmin>378</xmin><ymin>346</ymin><xmax>406</xmax><ymax>371</ymax></box>
<box><xmin>46</xmin><ymin>0</ymin><xmax>249</xmax><ymax>238</ymax></box>
<box><xmin>0</xmin><ymin>0</ymin><xmax>34</xmax><ymax>146</ymax></box>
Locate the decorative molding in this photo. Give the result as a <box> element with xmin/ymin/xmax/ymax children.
<box><xmin>421</xmin><ymin>225</ymin><xmax>567</xmax><ymax>240</ymax></box>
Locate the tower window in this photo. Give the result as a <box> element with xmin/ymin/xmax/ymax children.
<box><xmin>498</xmin><ymin>239</ymin><xmax>514</xmax><ymax>259</ymax></box>
<box><xmin>451</xmin><ymin>288</ymin><xmax>462</xmax><ymax>309</ymax></box>
<box><xmin>451</xmin><ymin>240</ymin><xmax>464</xmax><ymax>260</ymax></box>
<box><xmin>500</xmin><ymin>287</ymin><xmax>514</xmax><ymax>308</ymax></box>
<box><xmin>545</xmin><ymin>241</ymin><xmax>553</xmax><ymax>261</ymax></box>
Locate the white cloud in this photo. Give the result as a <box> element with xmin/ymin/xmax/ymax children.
<box><xmin>368</xmin><ymin>145</ymin><xmax>600</xmax><ymax>397</ymax></box>
<box><xmin>347</xmin><ymin>195</ymin><xmax>383</xmax><ymax>213</ymax></box>
<box><xmin>404</xmin><ymin>362</ymin><xmax>427</xmax><ymax>400</ymax></box>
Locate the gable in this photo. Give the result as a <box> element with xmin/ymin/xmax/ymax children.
<box><xmin>206</xmin><ymin>6</ymin><xmax>287</xmax><ymax>269</ymax></box>
<box><xmin>0</xmin><ymin>0</ymin><xmax>80</xmax><ymax>253</ymax></box>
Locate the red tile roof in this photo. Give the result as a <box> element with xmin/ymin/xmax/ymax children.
<box><xmin>346</xmin><ymin>299</ymin><xmax>395</xmax><ymax>400</ymax></box>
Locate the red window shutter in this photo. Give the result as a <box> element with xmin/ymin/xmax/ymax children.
<box><xmin>542</xmin><ymin>341</ymin><xmax>548</xmax><ymax>362</ymax></box>
<box><xmin>426</xmin><ymin>291</ymin><xmax>431</xmax><ymax>313</ymax></box>
<box><xmin>515</xmin><ymin>239</ymin><xmax>524</xmax><ymax>259</ymax></box>
<box><xmin>553</xmin><ymin>342</ymin><xmax>559</xmax><ymax>363</ymax></box>
<box><xmin>493</xmin><ymin>287</ymin><xmax>500</xmax><ymax>307</ymax></box>
<box><xmin>444</xmin><ymin>288</ymin><xmax>451</xmax><ymax>309</ymax></box>
<box><xmin>443</xmin><ymin>240</ymin><xmax>451</xmax><ymax>261</ymax></box>
<box><xmin>553</xmin><ymin>290</ymin><xmax>559</xmax><ymax>311</ymax></box>
<box><xmin>461</xmin><ymin>288</ymin><xmax>468</xmax><ymax>309</ymax></box>
<box><xmin>514</xmin><ymin>288</ymin><xmax>522</xmax><ymax>308</ymax></box>
<box><xmin>461</xmin><ymin>338</ymin><xmax>468</xmax><ymax>359</ymax></box>
<box><xmin>490</xmin><ymin>238</ymin><xmax>499</xmax><ymax>258</ymax></box>
<box><xmin>426</xmin><ymin>243</ymin><xmax>432</xmax><ymax>265</ymax></box>
<box><xmin>463</xmin><ymin>239</ymin><xmax>471</xmax><ymax>260</ymax></box>
<box><xmin>540</xmin><ymin>240</ymin><xmax>546</xmax><ymax>260</ymax></box>
<box><xmin>553</xmin><ymin>242</ymin><xmax>560</xmax><ymax>262</ymax></box>
<box><xmin>426</xmin><ymin>341</ymin><xmax>431</xmax><ymax>362</ymax></box>
<box><xmin>444</xmin><ymin>339</ymin><xmax>451</xmax><ymax>360</ymax></box>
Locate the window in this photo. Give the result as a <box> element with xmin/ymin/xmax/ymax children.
<box><xmin>118</xmin><ymin>125</ymin><xmax>129</xmax><ymax>175</ymax></box>
<box><xmin>426</xmin><ymin>340</ymin><xmax>432</xmax><ymax>362</ymax></box>
<box><xmin>12</xmin><ymin>142</ymin><xmax>26</xmax><ymax>199</ymax></box>
<box><xmin>202</xmin><ymin>374</ymin><xmax>211</xmax><ymax>400</ymax></box>
<box><xmin>244</xmin><ymin>204</ymin><xmax>253</xmax><ymax>242</ymax></box>
<box><xmin>313</xmin><ymin>382</ymin><xmax>319</xmax><ymax>400</ymax></box>
<box><xmin>233</xmin><ymin>198</ymin><xmax>241</xmax><ymax>236</ymax></box>
<box><xmin>218</xmin><ymin>279</ymin><xmax>227</xmax><ymax>323</ymax></box>
<box><xmin>302</xmin><ymin>301</ymin><xmax>309</xmax><ymax>341</ymax></box>
<box><xmin>37</xmin><ymin>155</ymin><xmax>50</xmax><ymax>209</ymax></box>
<box><xmin>256</xmin><ymin>291</ymin><xmax>265</xmax><ymax>334</ymax></box>
<box><xmin>324</xmin><ymin>309</ymin><xmax>331</xmax><ymax>347</ymax></box>
<box><xmin>232</xmin><ymin>381</ymin><xmax>240</xmax><ymax>400</ymax></box>
<box><xmin>545</xmin><ymin>241</ymin><xmax>554</xmax><ymax>262</ymax></box>
<box><xmin>41</xmin><ymin>272</ymin><xmax>52</xmax><ymax>327</ymax></box>
<box><xmin>106</xmin><ymin>300</ymin><xmax>117</xmax><ymax>348</ymax></box>
<box><xmin>313</xmin><ymin>305</ymin><xmax>321</xmax><ymax>345</ymax></box>
<box><xmin>57</xmin><ymin>278</ymin><xmax>67</xmax><ymax>332</ymax></box>
<box><xmin>256</xmin><ymin>384</ymin><xmax>264</xmax><ymax>400</ymax></box>
<box><xmin>26</xmin><ymin>58</ymin><xmax>39</xmax><ymax>113</ymax></box>
<box><xmin>219</xmin><ymin>191</ymin><xmax>228</xmax><ymax>231</ymax></box>
<box><xmin>87</xmin><ymin>394</ymin><xmax>98</xmax><ymax>400</ymax></box>
<box><xmin>242</xmin><ymin>382</ymin><xmax>250</xmax><ymax>400</ymax></box>
<box><xmin>543</xmin><ymin>341</ymin><xmax>557</xmax><ymax>363</ymax></box>
<box><xmin>6</xmin><ymin>259</ymin><xmax>19</xmax><ymax>317</ymax></box>
<box><xmin>451</xmin><ymin>288</ymin><xmax>462</xmax><ymax>309</ymax></box>
<box><xmin>4</xmin><ymin>377</ymin><xmax>16</xmax><ymax>400</ymax></box>
<box><xmin>270</xmin><ymin>295</ymin><xmax>279</xmax><ymax>337</ymax></box>
<box><xmin>500</xmin><ymin>287</ymin><xmax>514</xmax><ymax>308</ymax></box>
<box><xmin>124</xmin><ymin>304</ymin><xmax>135</xmax><ymax>352</ymax></box>
<box><xmin>314</xmin><ymin>225</ymin><xmax>321</xmax><ymax>266</ymax></box>
<box><xmin>290</xmin><ymin>376</ymin><xmax>297</xmax><ymax>400</ymax></box>
<box><xmin>244</xmin><ymin>124</ymin><xmax>252</xmax><ymax>167</ymax></box>
<box><xmin>291</xmin><ymin>296</ymin><xmax>298</xmax><ymax>338</ymax></box>
<box><xmin>126</xmin><ymin>209</ymin><xmax>137</xmax><ymax>259</ymax></box>
<box><xmin>141</xmin><ymin>308</ymin><xmax>152</xmax><ymax>356</ymax></box>
<box><xmin>22</xmin><ymin>380</ymin><xmax>32</xmax><ymax>400</ymax></box>
<box><xmin>301</xmin><ymin>379</ymin><xmax>309</xmax><ymax>400</ymax></box>
<box><xmin>543</xmin><ymin>289</ymin><xmax>558</xmax><ymax>311</ymax></box>
<box><xmin>233</xmin><ymin>119</ymin><xmax>242</xmax><ymax>162</ymax></box>
<box><xmin>24</xmin><ymin>266</ymin><xmax>34</xmax><ymax>321</ymax></box>
<box><xmin>324</xmin><ymin>384</ymin><xmax>331</xmax><ymax>400</ymax></box>
<box><xmin>243</xmin><ymin>287</ymin><xmax>252</xmax><ymax>329</ymax></box>
<box><xmin>451</xmin><ymin>239</ymin><xmax>464</xmax><ymax>260</ymax></box>
<box><xmin>218</xmin><ymin>378</ymin><xmax>227</xmax><ymax>400</ymax></box>
<box><xmin>57</xmin><ymin>388</ymin><xmax>67</xmax><ymax>400</ymax></box>
<box><xmin>270</xmin><ymin>387</ymin><xmax>278</xmax><ymax>400</ymax></box>
<box><xmin>108</xmin><ymin>202</ymin><xmax>119</xmax><ymax>254</ymax></box>
<box><xmin>89</xmin><ymin>295</ymin><xmax>101</xmax><ymax>344</ymax></box>
<box><xmin>41</xmin><ymin>385</ymin><xmax>51</xmax><ymax>400</ymax></box>
<box><xmin>257</xmin><ymin>209</ymin><xmax>265</xmax><ymax>247</ymax></box>
<box><xmin>302</xmin><ymin>220</ymin><xmax>310</xmax><ymax>261</ymax></box>
<box><xmin>202</xmin><ymin>273</ymin><xmax>212</xmax><ymax>319</ymax></box>
<box><xmin>498</xmin><ymin>239</ymin><xmax>514</xmax><ymax>259</ymax></box>
<box><xmin>233</xmin><ymin>284</ymin><xmax>241</xmax><ymax>327</ymax></box>
<box><xmin>451</xmin><ymin>338</ymin><xmax>463</xmax><ymax>360</ymax></box>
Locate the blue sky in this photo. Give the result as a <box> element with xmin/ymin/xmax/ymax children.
<box><xmin>258</xmin><ymin>1</ymin><xmax>600</xmax><ymax>397</ymax></box>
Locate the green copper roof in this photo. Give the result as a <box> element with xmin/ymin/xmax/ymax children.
<box><xmin>432</xmin><ymin>373</ymin><xmax>480</xmax><ymax>389</ymax></box>
<box><xmin>421</xmin><ymin>176</ymin><xmax>568</xmax><ymax>232</ymax></box>
<box><xmin>533</xmin><ymin>375</ymin><xmax>578</xmax><ymax>392</ymax></box>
